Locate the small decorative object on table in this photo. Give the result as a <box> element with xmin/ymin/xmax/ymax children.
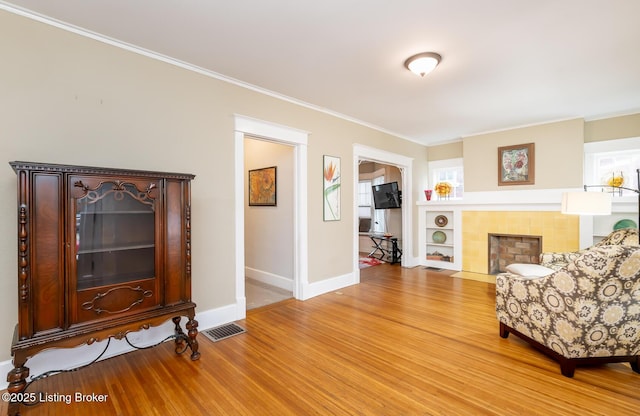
<box><xmin>434</xmin><ymin>182</ymin><xmax>452</xmax><ymax>199</ymax></box>
<box><xmin>603</xmin><ymin>171</ymin><xmax>625</xmax><ymax>196</ymax></box>
<box><xmin>606</xmin><ymin>171</ymin><xmax>624</xmax><ymax>187</ymax></box>
<box><xmin>582</xmin><ymin>168</ymin><xmax>640</xmax><ymax>228</ymax></box>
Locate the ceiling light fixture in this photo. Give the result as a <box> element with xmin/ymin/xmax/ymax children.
<box><xmin>404</xmin><ymin>52</ymin><xmax>442</xmax><ymax>77</ymax></box>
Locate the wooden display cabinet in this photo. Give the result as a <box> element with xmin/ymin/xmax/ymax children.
<box><xmin>6</xmin><ymin>162</ymin><xmax>200</xmax><ymax>416</ymax></box>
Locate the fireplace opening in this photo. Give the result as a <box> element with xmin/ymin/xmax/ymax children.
<box><xmin>488</xmin><ymin>233</ymin><xmax>542</xmax><ymax>275</ymax></box>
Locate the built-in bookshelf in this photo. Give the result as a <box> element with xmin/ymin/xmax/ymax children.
<box><xmin>418</xmin><ymin>203</ymin><xmax>462</xmax><ymax>271</ymax></box>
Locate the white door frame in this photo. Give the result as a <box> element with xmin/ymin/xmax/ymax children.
<box><xmin>234</xmin><ymin>115</ymin><xmax>309</xmax><ymax>319</ymax></box>
<box><xmin>353</xmin><ymin>144</ymin><xmax>413</xmax><ymax>279</ymax></box>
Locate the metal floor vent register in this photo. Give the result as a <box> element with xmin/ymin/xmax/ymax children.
<box><xmin>203</xmin><ymin>323</ymin><xmax>246</xmax><ymax>342</ymax></box>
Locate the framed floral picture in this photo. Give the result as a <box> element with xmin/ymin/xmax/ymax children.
<box><xmin>498</xmin><ymin>143</ymin><xmax>535</xmax><ymax>186</ymax></box>
<box><xmin>323</xmin><ymin>155</ymin><xmax>341</xmax><ymax>221</ymax></box>
<box><xmin>248</xmin><ymin>166</ymin><xmax>277</xmax><ymax>206</ymax></box>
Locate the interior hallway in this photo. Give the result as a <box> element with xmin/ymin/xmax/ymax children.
<box><xmin>245</xmin><ymin>278</ymin><xmax>292</xmax><ymax>310</ymax></box>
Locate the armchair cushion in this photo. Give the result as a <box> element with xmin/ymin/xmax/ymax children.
<box><xmin>505</xmin><ymin>263</ymin><xmax>555</xmax><ymax>278</ymax></box>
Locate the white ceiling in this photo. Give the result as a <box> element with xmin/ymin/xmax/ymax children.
<box><xmin>4</xmin><ymin>0</ymin><xmax>640</xmax><ymax>145</ymax></box>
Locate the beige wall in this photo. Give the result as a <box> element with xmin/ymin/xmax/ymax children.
<box><xmin>0</xmin><ymin>10</ymin><xmax>428</xmax><ymax>360</ymax></box>
<box><xmin>427</xmin><ymin>141</ymin><xmax>463</xmax><ymax>161</ymax></box>
<box><xmin>428</xmin><ymin>115</ymin><xmax>640</xmax><ymax>187</ymax></box>
<box><xmin>584</xmin><ymin>113</ymin><xmax>640</xmax><ymax>143</ymax></box>
<box><xmin>463</xmin><ymin>119</ymin><xmax>585</xmax><ymax>191</ymax></box>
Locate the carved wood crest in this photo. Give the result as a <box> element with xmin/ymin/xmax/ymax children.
<box><xmin>82</xmin><ymin>286</ymin><xmax>153</xmax><ymax>315</ymax></box>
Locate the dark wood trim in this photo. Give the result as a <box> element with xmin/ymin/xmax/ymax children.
<box><xmin>9</xmin><ymin>161</ymin><xmax>195</xmax><ymax>180</ymax></box>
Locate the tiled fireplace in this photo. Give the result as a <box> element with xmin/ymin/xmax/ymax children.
<box><xmin>488</xmin><ymin>233</ymin><xmax>542</xmax><ymax>274</ymax></box>
<box><xmin>462</xmin><ymin>210</ymin><xmax>579</xmax><ymax>274</ymax></box>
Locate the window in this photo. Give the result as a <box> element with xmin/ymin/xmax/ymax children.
<box><xmin>371</xmin><ymin>176</ymin><xmax>385</xmax><ymax>233</ymax></box>
<box><xmin>585</xmin><ymin>137</ymin><xmax>640</xmax><ymax>196</ymax></box>
<box><xmin>428</xmin><ymin>158</ymin><xmax>464</xmax><ymax>199</ymax></box>
<box><xmin>358</xmin><ymin>169</ymin><xmax>385</xmax><ymax>233</ymax></box>
<box><xmin>358</xmin><ymin>180</ymin><xmax>372</xmax><ymax>213</ymax></box>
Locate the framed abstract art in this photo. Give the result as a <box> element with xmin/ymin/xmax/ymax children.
<box><xmin>498</xmin><ymin>143</ymin><xmax>535</xmax><ymax>186</ymax></box>
<box><xmin>248</xmin><ymin>166</ymin><xmax>277</xmax><ymax>206</ymax></box>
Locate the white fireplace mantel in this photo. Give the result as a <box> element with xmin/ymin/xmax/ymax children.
<box><xmin>418</xmin><ymin>188</ymin><xmax>637</xmax><ymax>212</ymax></box>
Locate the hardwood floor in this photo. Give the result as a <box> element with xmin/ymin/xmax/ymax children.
<box><xmin>2</xmin><ymin>263</ymin><xmax>639</xmax><ymax>415</ymax></box>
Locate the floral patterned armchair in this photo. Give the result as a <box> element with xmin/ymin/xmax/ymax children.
<box><xmin>496</xmin><ymin>228</ymin><xmax>640</xmax><ymax>377</ymax></box>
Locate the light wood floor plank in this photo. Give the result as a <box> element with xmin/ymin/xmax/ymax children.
<box><xmin>2</xmin><ymin>264</ymin><xmax>639</xmax><ymax>415</ymax></box>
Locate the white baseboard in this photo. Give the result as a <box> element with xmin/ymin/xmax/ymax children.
<box><xmin>405</xmin><ymin>255</ymin><xmax>420</xmax><ymax>268</ymax></box>
<box><xmin>0</xmin><ymin>302</ymin><xmax>240</xmax><ymax>391</ymax></box>
<box><xmin>245</xmin><ymin>267</ymin><xmax>293</xmax><ymax>291</ymax></box>
<box><xmin>196</xmin><ymin>303</ymin><xmax>240</xmax><ymax>331</ymax></box>
<box><xmin>300</xmin><ymin>271</ymin><xmax>357</xmax><ymax>300</ymax></box>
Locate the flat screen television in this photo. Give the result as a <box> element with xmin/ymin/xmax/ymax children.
<box><xmin>372</xmin><ymin>181</ymin><xmax>402</xmax><ymax>209</ymax></box>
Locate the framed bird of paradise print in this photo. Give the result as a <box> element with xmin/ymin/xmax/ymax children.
<box><xmin>323</xmin><ymin>155</ymin><xmax>341</xmax><ymax>221</ymax></box>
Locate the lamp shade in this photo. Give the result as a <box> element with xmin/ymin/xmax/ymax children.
<box><xmin>561</xmin><ymin>192</ymin><xmax>612</xmax><ymax>215</ymax></box>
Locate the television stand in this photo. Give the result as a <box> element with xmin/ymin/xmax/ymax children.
<box><xmin>368</xmin><ymin>235</ymin><xmax>402</xmax><ymax>264</ymax></box>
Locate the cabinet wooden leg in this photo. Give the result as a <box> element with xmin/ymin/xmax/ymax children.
<box><xmin>186</xmin><ymin>318</ymin><xmax>200</xmax><ymax>361</ymax></box>
<box><xmin>172</xmin><ymin>316</ymin><xmax>200</xmax><ymax>361</ymax></box>
<box><xmin>7</xmin><ymin>364</ymin><xmax>29</xmax><ymax>416</ymax></box>
<box><xmin>172</xmin><ymin>316</ymin><xmax>186</xmax><ymax>354</ymax></box>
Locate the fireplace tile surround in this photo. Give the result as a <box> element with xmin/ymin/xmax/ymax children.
<box><xmin>464</xmin><ymin>211</ymin><xmax>578</xmax><ymax>274</ymax></box>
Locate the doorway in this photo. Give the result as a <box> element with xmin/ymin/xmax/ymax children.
<box><xmin>353</xmin><ymin>144</ymin><xmax>413</xmax><ymax>279</ymax></box>
<box><xmin>244</xmin><ymin>137</ymin><xmax>294</xmax><ymax>309</ymax></box>
<box><xmin>358</xmin><ymin>163</ymin><xmax>402</xmax><ymax>260</ymax></box>
<box><xmin>234</xmin><ymin>116</ymin><xmax>309</xmax><ymax>320</ymax></box>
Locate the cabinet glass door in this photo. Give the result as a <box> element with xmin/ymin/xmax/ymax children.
<box><xmin>75</xmin><ymin>181</ymin><xmax>156</xmax><ymax>290</ymax></box>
